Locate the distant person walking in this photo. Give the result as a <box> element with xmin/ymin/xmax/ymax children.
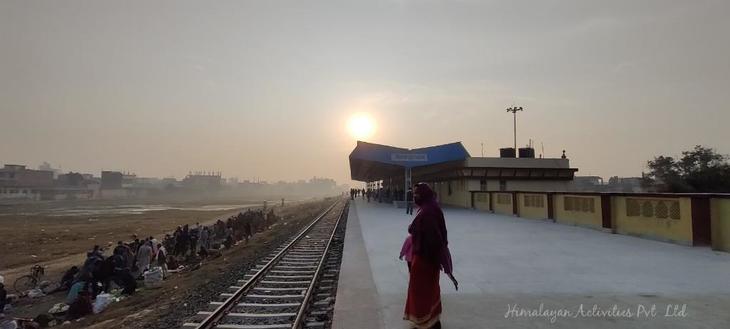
<box><xmin>403</xmin><ymin>183</ymin><xmax>457</xmax><ymax>329</ymax></box>
<box><xmin>406</xmin><ymin>187</ymin><xmax>414</xmax><ymax>215</ymax></box>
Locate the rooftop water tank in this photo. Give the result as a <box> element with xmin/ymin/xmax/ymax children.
<box><xmin>499</xmin><ymin>148</ymin><xmax>516</xmax><ymax>158</ymax></box>
<box><xmin>518</xmin><ymin>147</ymin><xmax>536</xmax><ymax>158</ymax></box>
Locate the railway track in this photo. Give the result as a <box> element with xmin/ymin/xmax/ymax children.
<box><xmin>182</xmin><ymin>199</ymin><xmax>348</xmax><ymax>329</ymax></box>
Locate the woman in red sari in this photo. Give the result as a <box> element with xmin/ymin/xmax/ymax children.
<box><xmin>404</xmin><ymin>183</ymin><xmax>457</xmax><ymax>329</ymax></box>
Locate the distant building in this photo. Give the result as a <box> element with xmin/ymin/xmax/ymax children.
<box><xmin>183</xmin><ymin>172</ymin><xmax>222</xmax><ymax>190</ymax></box>
<box><xmin>568</xmin><ymin>175</ymin><xmax>646</xmax><ymax>192</ymax></box>
<box><xmin>607</xmin><ymin>176</ymin><xmax>644</xmax><ymax>192</ymax></box>
<box><xmin>133</xmin><ymin>177</ymin><xmax>164</xmax><ymax>189</ymax></box>
<box><xmin>101</xmin><ymin>171</ymin><xmax>123</xmax><ymax>189</ymax></box>
<box><xmin>56</xmin><ymin>172</ymin><xmax>85</xmax><ymax>187</ymax></box>
<box><xmin>0</xmin><ymin>165</ymin><xmax>93</xmax><ymax>201</ymax></box>
<box><xmin>0</xmin><ymin>164</ymin><xmax>54</xmax><ymax>188</ymax></box>
<box><xmin>121</xmin><ymin>173</ymin><xmax>137</xmax><ymax>188</ymax></box>
<box><xmin>571</xmin><ymin>176</ymin><xmax>605</xmax><ymax>191</ymax></box>
<box><xmin>38</xmin><ymin>162</ymin><xmax>61</xmax><ymax>178</ymax></box>
<box><xmin>0</xmin><ymin>164</ymin><xmax>54</xmax><ymax>200</ymax></box>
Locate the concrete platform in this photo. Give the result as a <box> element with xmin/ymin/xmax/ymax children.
<box><xmin>333</xmin><ymin>199</ymin><xmax>730</xmax><ymax>329</ymax></box>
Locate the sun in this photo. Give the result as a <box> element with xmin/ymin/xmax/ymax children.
<box><xmin>347</xmin><ymin>113</ymin><xmax>376</xmax><ymax>140</ymax></box>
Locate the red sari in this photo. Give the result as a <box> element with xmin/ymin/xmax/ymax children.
<box><xmin>404</xmin><ymin>255</ymin><xmax>442</xmax><ymax>328</ymax></box>
<box><xmin>404</xmin><ymin>184</ymin><xmax>448</xmax><ymax>328</ymax></box>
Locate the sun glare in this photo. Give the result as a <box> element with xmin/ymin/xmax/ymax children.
<box><xmin>347</xmin><ymin>113</ymin><xmax>376</xmax><ymax>140</ymax></box>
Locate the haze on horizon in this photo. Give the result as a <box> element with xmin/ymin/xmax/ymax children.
<box><xmin>1</xmin><ymin>0</ymin><xmax>728</xmax><ymax>184</ymax></box>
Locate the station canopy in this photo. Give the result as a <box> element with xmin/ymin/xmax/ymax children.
<box><xmin>349</xmin><ymin>141</ymin><xmax>470</xmax><ymax>182</ymax></box>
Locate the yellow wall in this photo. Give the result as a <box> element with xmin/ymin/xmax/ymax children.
<box><xmin>711</xmin><ymin>198</ymin><xmax>730</xmax><ymax>252</ymax></box>
<box><xmin>613</xmin><ymin>196</ymin><xmax>693</xmax><ymax>245</ymax></box>
<box><xmin>433</xmin><ymin>179</ymin><xmax>471</xmax><ymax>208</ymax></box>
<box><xmin>517</xmin><ymin>193</ymin><xmax>548</xmax><ymax>219</ymax></box>
<box><xmin>493</xmin><ymin>193</ymin><xmax>514</xmax><ymax>215</ymax></box>
<box><xmin>473</xmin><ymin>192</ymin><xmax>490</xmax><ymax>211</ymax></box>
<box><xmin>554</xmin><ymin>194</ymin><xmax>603</xmax><ymax>229</ymax></box>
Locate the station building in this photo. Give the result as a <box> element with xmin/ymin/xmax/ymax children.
<box><xmin>349</xmin><ymin>141</ymin><xmax>578</xmax><ymax>208</ymax></box>
<box><xmin>349</xmin><ymin>141</ymin><xmax>730</xmax><ymax>252</ymax></box>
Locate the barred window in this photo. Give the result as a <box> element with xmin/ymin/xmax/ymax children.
<box><xmin>497</xmin><ymin>193</ymin><xmax>511</xmax><ymax>204</ymax></box>
<box><xmin>523</xmin><ymin>194</ymin><xmax>545</xmax><ymax>208</ymax></box>
<box><xmin>655</xmin><ymin>201</ymin><xmax>668</xmax><ymax>219</ymax></box>
<box><xmin>641</xmin><ymin>201</ymin><xmax>654</xmax><ymax>217</ymax></box>
<box><xmin>564</xmin><ymin>196</ymin><xmax>595</xmax><ymax>213</ymax></box>
<box><xmin>626</xmin><ymin>198</ymin><xmax>640</xmax><ymax>216</ymax></box>
<box><xmin>626</xmin><ymin>198</ymin><xmax>681</xmax><ymax>220</ymax></box>
<box><xmin>669</xmin><ymin>201</ymin><xmax>681</xmax><ymax>220</ymax></box>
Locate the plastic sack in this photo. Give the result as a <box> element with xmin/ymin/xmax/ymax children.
<box><xmin>143</xmin><ymin>267</ymin><xmax>163</xmax><ymax>288</ymax></box>
<box><xmin>0</xmin><ymin>319</ymin><xmax>18</xmax><ymax>329</ymax></box>
<box><xmin>48</xmin><ymin>303</ymin><xmax>69</xmax><ymax>315</ymax></box>
<box><xmin>27</xmin><ymin>289</ymin><xmax>45</xmax><ymax>298</ymax></box>
<box><xmin>93</xmin><ymin>293</ymin><xmax>113</xmax><ymax>314</ymax></box>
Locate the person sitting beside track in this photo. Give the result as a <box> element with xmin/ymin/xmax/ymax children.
<box><xmin>0</xmin><ymin>276</ymin><xmax>7</xmax><ymax>315</ymax></box>
<box><xmin>66</xmin><ymin>273</ymin><xmax>92</xmax><ymax>305</ymax></box>
<box><xmin>110</xmin><ymin>248</ymin><xmax>136</xmax><ymax>295</ymax></box>
<box><xmin>53</xmin><ymin>266</ymin><xmax>79</xmax><ymax>293</ymax></box>
<box><xmin>66</xmin><ymin>273</ymin><xmax>94</xmax><ymax>320</ymax></box>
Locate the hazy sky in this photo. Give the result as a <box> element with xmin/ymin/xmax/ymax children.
<box><xmin>1</xmin><ymin>1</ymin><xmax>728</xmax><ymax>184</ymax></box>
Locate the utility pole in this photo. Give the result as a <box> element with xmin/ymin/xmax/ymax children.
<box><xmin>506</xmin><ymin>106</ymin><xmax>523</xmax><ymax>150</ymax></box>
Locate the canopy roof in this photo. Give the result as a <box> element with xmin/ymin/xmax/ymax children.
<box><xmin>349</xmin><ymin>141</ymin><xmax>470</xmax><ymax>181</ymax></box>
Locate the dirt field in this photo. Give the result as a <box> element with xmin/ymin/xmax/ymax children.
<box><xmin>0</xmin><ymin>208</ymin><xmax>249</xmax><ymax>269</ymax></box>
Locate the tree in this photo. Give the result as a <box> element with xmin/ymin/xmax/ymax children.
<box><xmin>644</xmin><ymin>146</ymin><xmax>730</xmax><ymax>192</ymax></box>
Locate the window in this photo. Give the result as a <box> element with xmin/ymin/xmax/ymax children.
<box><xmin>448</xmin><ymin>181</ymin><xmax>452</xmax><ymax>196</ymax></box>
<box><xmin>655</xmin><ymin>201</ymin><xmax>668</xmax><ymax>219</ymax></box>
<box><xmin>669</xmin><ymin>201</ymin><xmax>681</xmax><ymax>219</ymax></box>
<box><xmin>499</xmin><ymin>180</ymin><xmax>507</xmax><ymax>191</ymax></box>
<box><xmin>497</xmin><ymin>193</ymin><xmax>511</xmax><ymax>204</ymax></box>
<box><xmin>564</xmin><ymin>196</ymin><xmax>595</xmax><ymax>213</ymax></box>
<box><xmin>626</xmin><ymin>199</ymin><xmax>640</xmax><ymax>216</ymax></box>
<box><xmin>476</xmin><ymin>193</ymin><xmax>488</xmax><ymax>202</ymax></box>
<box><xmin>626</xmin><ymin>198</ymin><xmax>681</xmax><ymax>220</ymax></box>
<box><xmin>480</xmin><ymin>179</ymin><xmax>487</xmax><ymax>191</ymax></box>
<box><xmin>641</xmin><ymin>201</ymin><xmax>654</xmax><ymax>217</ymax></box>
<box><xmin>524</xmin><ymin>194</ymin><xmax>545</xmax><ymax>208</ymax></box>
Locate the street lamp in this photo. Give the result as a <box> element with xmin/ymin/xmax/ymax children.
<box><xmin>506</xmin><ymin>106</ymin><xmax>523</xmax><ymax>151</ymax></box>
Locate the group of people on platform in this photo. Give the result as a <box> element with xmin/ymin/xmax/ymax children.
<box><xmin>51</xmin><ymin>207</ymin><xmax>280</xmax><ymax>321</ymax></box>
<box><xmin>349</xmin><ymin>187</ymin><xmax>412</xmax><ymax>203</ymax></box>
<box><xmin>350</xmin><ymin>186</ymin><xmax>417</xmax><ymax>215</ymax></box>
